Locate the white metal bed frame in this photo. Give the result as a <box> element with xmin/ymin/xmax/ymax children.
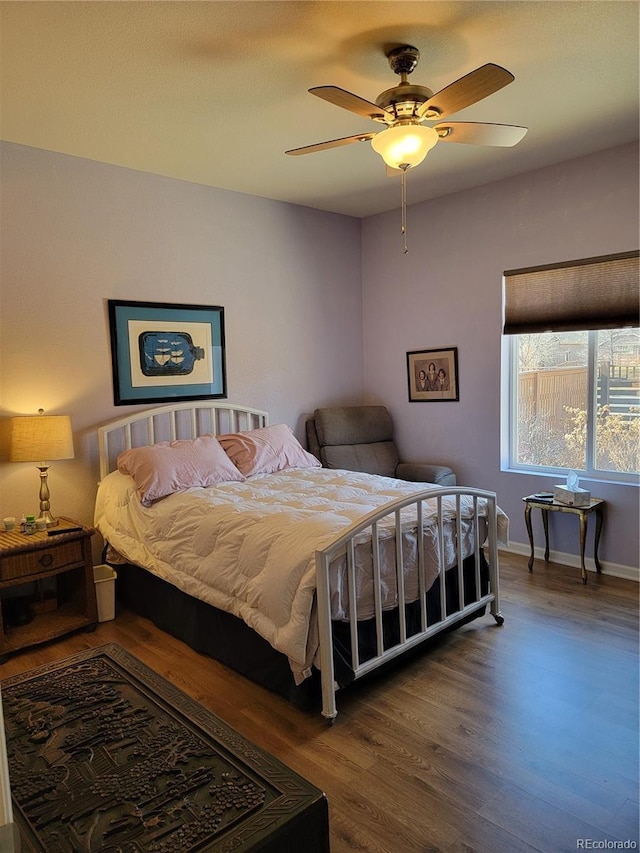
<box><xmin>98</xmin><ymin>401</ymin><xmax>269</xmax><ymax>481</ymax></box>
<box><xmin>97</xmin><ymin>401</ymin><xmax>503</xmax><ymax>723</ymax></box>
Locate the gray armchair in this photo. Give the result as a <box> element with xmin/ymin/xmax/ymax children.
<box><xmin>306</xmin><ymin>405</ymin><xmax>456</xmax><ymax>487</ymax></box>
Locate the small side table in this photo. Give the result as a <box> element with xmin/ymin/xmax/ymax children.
<box><xmin>523</xmin><ymin>496</ymin><xmax>604</xmax><ymax>584</ymax></box>
<box><xmin>0</xmin><ymin>517</ymin><xmax>98</xmax><ymax>660</ymax></box>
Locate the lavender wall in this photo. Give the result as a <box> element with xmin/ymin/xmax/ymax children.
<box><xmin>1</xmin><ymin>141</ymin><xmax>638</xmax><ymax>575</ymax></box>
<box><xmin>361</xmin><ymin>142</ymin><xmax>639</xmax><ymax>576</ymax></box>
<box><xmin>0</xmin><ymin>143</ymin><xmax>364</xmax><ymax>543</ymax></box>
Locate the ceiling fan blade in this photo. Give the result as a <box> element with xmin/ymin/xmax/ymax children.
<box><xmin>309</xmin><ymin>86</ymin><xmax>392</xmax><ymax>123</ymax></box>
<box><xmin>435</xmin><ymin>121</ymin><xmax>527</xmax><ymax>146</ymax></box>
<box><xmin>286</xmin><ymin>133</ymin><xmax>376</xmax><ymax>156</ymax></box>
<box><xmin>419</xmin><ymin>63</ymin><xmax>514</xmax><ymax>120</ymax></box>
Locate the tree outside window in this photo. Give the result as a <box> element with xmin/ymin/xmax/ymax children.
<box><xmin>513</xmin><ymin>328</ymin><xmax>640</xmax><ymax>478</ymax></box>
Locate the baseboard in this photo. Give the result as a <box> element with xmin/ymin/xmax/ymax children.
<box><xmin>503</xmin><ymin>541</ymin><xmax>639</xmax><ymax>583</ymax></box>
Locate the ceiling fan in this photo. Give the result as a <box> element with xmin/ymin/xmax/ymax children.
<box><xmin>286</xmin><ymin>45</ymin><xmax>527</xmax><ymax>172</ymax></box>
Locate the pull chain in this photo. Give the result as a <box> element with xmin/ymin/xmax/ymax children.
<box><xmin>401</xmin><ymin>165</ymin><xmax>409</xmax><ymax>254</ymax></box>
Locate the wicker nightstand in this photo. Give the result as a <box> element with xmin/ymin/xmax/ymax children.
<box><xmin>0</xmin><ymin>518</ymin><xmax>98</xmax><ymax>660</ymax></box>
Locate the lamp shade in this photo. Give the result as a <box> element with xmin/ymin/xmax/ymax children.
<box><xmin>371</xmin><ymin>124</ymin><xmax>439</xmax><ymax>169</ymax></box>
<box><xmin>9</xmin><ymin>415</ymin><xmax>74</xmax><ymax>463</ymax></box>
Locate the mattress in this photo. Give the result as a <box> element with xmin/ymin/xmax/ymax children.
<box><xmin>95</xmin><ymin>467</ymin><xmax>507</xmax><ymax>681</ymax></box>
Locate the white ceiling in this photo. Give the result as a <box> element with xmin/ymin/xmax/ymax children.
<box><xmin>1</xmin><ymin>1</ymin><xmax>638</xmax><ymax>218</ymax></box>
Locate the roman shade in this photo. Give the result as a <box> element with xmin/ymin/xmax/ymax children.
<box><xmin>503</xmin><ymin>251</ymin><xmax>639</xmax><ymax>335</ymax></box>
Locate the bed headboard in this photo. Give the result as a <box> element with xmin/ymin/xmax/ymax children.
<box><xmin>98</xmin><ymin>401</ymin><xmax>269</xmax><ymax>480</ymax></box>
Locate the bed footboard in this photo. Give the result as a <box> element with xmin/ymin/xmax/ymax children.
<box><xmin>314</xmin><ymin>487</ymin><xmax>503</xmax><ymax>723</ymax></box>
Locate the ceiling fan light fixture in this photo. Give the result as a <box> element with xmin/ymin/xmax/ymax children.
<box><xmin>371</xmin><ymin>123</ymin><xmax>438</xmax><ymax>169</ymax></box>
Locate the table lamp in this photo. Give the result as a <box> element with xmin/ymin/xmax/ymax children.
<box><xmin>9</xmin><ymin>409</ymin><xmax>74</xmax><ymax>527</ymax></box>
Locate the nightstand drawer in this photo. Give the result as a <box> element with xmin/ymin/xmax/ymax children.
<box><xmin>0</xmin><ymin>540</ymin><xmax>84</xmax><ymax>581</ymax></box>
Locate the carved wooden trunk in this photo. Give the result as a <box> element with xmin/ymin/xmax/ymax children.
<box><xmin>1</xmin><ymin>644</ymin><xmax>330</xmax><ymax>852</ymax></box>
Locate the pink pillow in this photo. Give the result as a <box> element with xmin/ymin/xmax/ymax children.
<box><xmin>117</xmin><ymin>434</ymin><xmax>245</xmax><ymax>506</ymax></box>
<box><xmin>218</xmin><ymin>423</ymin><xmax>320</xmax><ymax>477</ymax></box>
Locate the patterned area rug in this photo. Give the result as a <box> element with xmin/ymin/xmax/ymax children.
<box><xmin>1</xmin><ymin>643</ymin><xmax>329</xmax><ymax>852</ymax></box>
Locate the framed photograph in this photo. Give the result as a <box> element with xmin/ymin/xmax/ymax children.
<box><xmin>407</xmin><ymin>347</ymin><xmax>459</xmax><ymax>402</ymax></box>
<box><xmin>108</xmin><ymin>299</ymin><xmax>226</xmax><ymax>405</ymax></box>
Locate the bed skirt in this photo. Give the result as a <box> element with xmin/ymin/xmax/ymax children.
<box><xmin>112</xmin><ymin>551</ymin><xmax>489</xmax><ymax>711</ymax></box>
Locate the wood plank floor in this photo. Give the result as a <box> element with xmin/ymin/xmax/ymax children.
<box><xmin>1</xmin><ymin>552</ymin><xmax>638</xmax><ymax>852</ymax></box>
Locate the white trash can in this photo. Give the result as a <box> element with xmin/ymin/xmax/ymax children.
<box><xmin>93</xmin><ymin>565</ymin><xmax>117</xmax><ymax>622</ymax></box>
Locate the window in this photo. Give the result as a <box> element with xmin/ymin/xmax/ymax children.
<box><xmin>502</xmin><ymin>252</ymin><xmax>640</xmax><ymax>483</ymax></box>
<box><xmin>508</xmin><ymin>328</ymin><xmax>640</xmax><ymax>479</ymax></box>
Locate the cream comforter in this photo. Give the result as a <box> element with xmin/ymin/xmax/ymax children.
<box><xmin>94</xmin><ymin>467</ymin><xmax>508</xmax><ymax>681</ymax></box>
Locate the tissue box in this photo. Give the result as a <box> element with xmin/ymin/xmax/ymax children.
<box><xmin>553</xmin><ymin>485</ymin><xmax>591</xmax><ymax>507</ymax></box>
